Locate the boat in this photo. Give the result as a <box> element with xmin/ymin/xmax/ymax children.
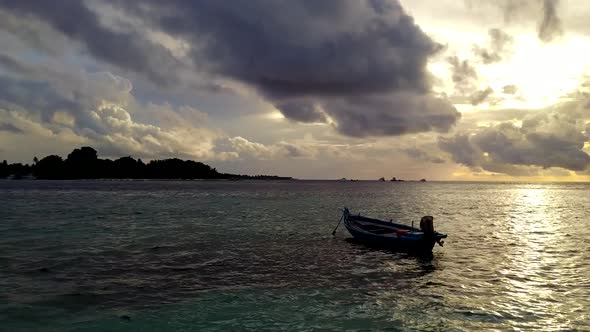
<box><xmin>334</xmin><ymin>208</ymin><xmax>447</xmax><ymax>252</ymax></box>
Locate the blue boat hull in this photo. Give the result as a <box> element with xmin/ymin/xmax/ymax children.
<box><xmin>344</xmin><ymin>224</ymin><xmax>438</xmax><ymax>252</ymax></box>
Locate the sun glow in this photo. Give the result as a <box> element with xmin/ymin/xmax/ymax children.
<box><xmin>428</xmin><ymin>28</ymin><xmax>590</xmax><ymax>113</ymax></box>
<box><xmin>481</xmin><ymin>35</ymin><xmax>590</xmax><ymax>109</ymax></box>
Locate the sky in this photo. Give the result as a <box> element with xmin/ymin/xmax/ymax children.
<box><xmin>1</xmin><ymin>0</ymin><xmax>590</xmax><ymax>181</ymax></box>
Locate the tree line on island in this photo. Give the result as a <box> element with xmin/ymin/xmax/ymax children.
<box><xmin>0</xmin><ymin>146</ymin><xmax>293</xmax><ymax>180</ymax></box>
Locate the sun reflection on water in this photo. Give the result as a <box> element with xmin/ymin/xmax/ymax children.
<box><xmin>350</xmin><ymin>184</ymin><xmax>589</xmax><ymax>331</ymax></box>
<box><xmin>500</xmin><ymin>187</ymin><xmax>577</xmax><ymax>330</ymax></box>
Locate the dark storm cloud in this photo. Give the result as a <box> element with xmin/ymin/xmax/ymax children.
<box><xmin>0</xmin><ymin>0</ymin><xmax>461</xmax><ymax>137</ymax></box>
<box><xmin>0</xmin><ymin>122</ymin><xmax>23</xmax><ymax>134</ymax></box>
<box><xmin>474</xmin><ymin>28</ymin><xmax>514</xmax><ymax>64</ymax></box>
<box><xmin>0</xmin><ymin>0</ymin><xmax>181</xmax><ymax>85</ymax></box>
<box><xmin>275</xmin><ymin>100</ymin><xmax>327</xmax><ymax>123</ymax></box>
<box><xmin>101</xmin><ymin>0</ymin><xmax>460</xmax><ymax>137</ymax></box>
<box><xmin>131</xmin><ymin>0</ymin><xmax>437</xmax><ymax>95</ymax></box>
<box><xmin>325</xmin><ymin>93</ymin><xmax>459</xmax><ymax>137</ymax></box>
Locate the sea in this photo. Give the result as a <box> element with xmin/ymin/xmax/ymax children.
<box><xmin>1</xmin><ymin>180</ymin><xmax>589</xmax><ymax>331</ymax></box>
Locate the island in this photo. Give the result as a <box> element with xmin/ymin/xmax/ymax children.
<box><xmin>0</xmin><ymin>146</ymin><xmax>293</xmax><ymax>180</ymax></box>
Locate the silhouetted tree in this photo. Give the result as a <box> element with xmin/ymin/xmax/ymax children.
<box><xmin>98</xmin><ymin>158</ymin><xmax>115</xmax><ymax>179</ymax></box>
<box><xmin>6</xmin><ymin>163</ymin><xmax>31</xmax><ymax>179</ymax></box>
<box><xmin>113</xmin><ymin>156</ymin><xmax>146</xmax><ymax>179</ymax></box>
<box><xmin>0</xmin><ymin>160</ymin><xmax>8</xmax><ymax>178</ymax></box>
<box><xmin>145</xmin><ymin>158</ymin><xmax>220</xmax><ymax>179</ymax></box>
<box><xmin>66</xmin><ymin>146</ymin><xmax>99</xmax><ymax>179</ymax></box>
<box><xmin>1</xmin><ymin>146</ymin><xmax>292</xmax><ymax>180</ymax></box>
<box><xmin>67</xmin><ymin>147</ymin><xmax>98</xmax><ymax>162</ymax></box>
<box><xmin>33</xmin><ymin>155</ymin><xmax>65</xmax><ymax>179</ymax></box>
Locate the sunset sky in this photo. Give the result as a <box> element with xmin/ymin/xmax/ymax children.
<box><xmin>1</xmin><ymin>0</ymin><xmax>590</xmax><ymax>180</ymax></box>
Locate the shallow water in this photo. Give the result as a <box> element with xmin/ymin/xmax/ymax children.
<box><xmin>1</xmin><ymin>180</ymin><xmax>589</xmax><ymax>331</ymax></box>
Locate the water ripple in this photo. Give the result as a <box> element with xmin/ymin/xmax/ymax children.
<box><xmin>1</xmin><ymin>180</ymin><xmax>589</xmax><ymax>331</ymax></box>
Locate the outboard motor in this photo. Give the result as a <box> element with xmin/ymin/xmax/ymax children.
<box><xmin>420</xmin><ymin>216</ymin><xmax>435</xmax><ymax>234</ymax></box>
<box><xmin>420</xmin><ymin>216</ymin><xmax>444</xmax><ymax>246</ymax></box>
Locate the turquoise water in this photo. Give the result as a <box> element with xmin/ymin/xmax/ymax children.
<box><xmin>1</xmin><ymin>180</ymin><xmax>589</xmax><ymax>331</ymax></box>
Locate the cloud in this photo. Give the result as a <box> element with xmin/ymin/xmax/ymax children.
<box><xmin>0</xmin><ymin>1</ymin><xmax>462</xmax><ymax>138</ymax></box>
<box><xmin>470</xmin><ymin>87</ymin><xmax>495</xmax><ymax>105</ymax></box>
<box><xmin>140</xmin><ymin>1</ymin><xmax>436</xmax><ymax>95</ymax></box>
<box><xmin>0</xmin><ymin>51</ymin><xmax>227</xmax><ymax>161</ymax></box>
<box><xmin>0</xmin><ymin>10</ymin><xmax>69</xmax><ymax>56</ymax></box>
<box><xmin>61</xmin><ymin>0</ymin><xmax>459</xmax><ymax>138</ymax></box>
<box><xmin>474</xmin><ymin>28</ymin><xmax>514</xmax><ymax>64</ymax></box>
<box><xmin>447</xmin><ymin>55</ymin><xmax>491</xmax><ymax>105</ymax></box>
<box><xmin>439</xmin><ymin>97</ymin><xmax>590</xmax><ymax>175</ymax></box>
<box><xmin>475</xmin><ymin>124</ymin><xmax>588</xmax><ymax>171</ymax></box>
<box><xmin>438</xmin><ymin>134</ymin><xmax>481</xmax><ymax>167</ymax></box>
<box><xmin>228</xmin><ymin>136</ymin><xmax>277</xmax><ymax>160</ymax></box>
<box><xmin>0</xmin><ymin>76</ymin><xmax>82</xmax><ymax>124</ymax></box>
<box><xmin>502</xmin><ymin>85</ymin><xmax>519</xmax><ymax>94</ymax></box>
<box><xmin>403</xmin><ymin>147</ymin><xmax>445</xmax><ymax>164</ymax></box>
<box><xmin>280</xmin><ymin>144</ymin><xmax>303</xmax><ymax>158</ymax></box>
<box><xmin>326</xmin><ymin>93</ymin><xmax>459</xmax><ymax>137</ymax></box>
<box><xmin>448</xmin><ymin>56</ymin><xmax>478</xmax><ymax>93</ymax></box>
<box><xmin>445</xmin><ymin>29</ymin><xmax>511</xmax><ymax>105</ymax></box>
<box><xmin>0</xmin><ymin>52</ymin><xmax>133</xmax><ymax>108</ymax></box>
<box><xmin>538</xmin><ymin>0</ymin><xmax>562</xmax><ymax>42</ymax></box>
<box><xmin>226</xmin><ymin>136</ymin><xmax>318</xmax><ymax>160</ymax></box>
<box><xmin>0</xmin><ymin>121</ymin><xmax>23</xmax><ymax>134</ymax></box>
<box><xmin>0</xmin><ymin>0</ymin><xmax>182</xmax><ymax>85</ymax></box>
<box><xmin>275</xmin><ymin>100</ymin><xmax>328</xmax><ymax>123</ymax></box>
<box><xmin>466</xmin><ymin>0</ymin><xmax>563</xmax><ymax>42</ymax></box>
<box><xmin>86</xmin><ymin>103</ymin><xmax>223</xmax><ymax>160</ymax></box>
